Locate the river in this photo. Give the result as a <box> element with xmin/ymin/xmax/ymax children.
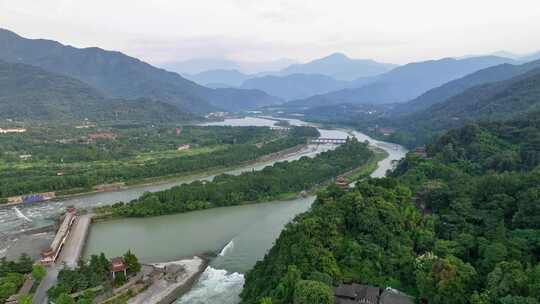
<box><xmin>0</xmin><ymin>120</ymin><xmax>334</xmax><ymax>236</ymax></box>
<box><xmin>172</xmin><ymin>117</ymin><xmax>407</xmax><ymax>304</ymax></box>
<box><xmin>1</xmin><ymin>116</ymin><xmax>407</xmax><ymax>303</ymax></box>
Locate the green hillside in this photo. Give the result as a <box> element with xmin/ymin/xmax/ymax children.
<box><xmin>391</xmin><ymin>68</ymin><xmax>540</xmax><ymax>147</ymax></box>
<box><xmin>241</xmin><ymin>113</ymin><xmax>540</xmax><ymax>304</ymax></box>
<box><xmin>0</xmin><ymin>61</ymin><xmax>193</xmax><ymax>122</ymax></box>
<box><xmin>393</xmin><ymin>59</ymin><xmax>540</xmax><ymax>115</ymax></box>
<box><xmin>0</xmin><ymin>28</ymin><xmax>281</xmax><ymax>113</ymax></box>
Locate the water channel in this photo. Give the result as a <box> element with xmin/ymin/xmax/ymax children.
<box><xmin>0</xmin><ymin>116</ymin><xmax>407</xmax><ymax>303</ymax></box>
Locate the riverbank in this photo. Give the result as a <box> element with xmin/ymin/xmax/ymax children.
<box><xmin>0</xmin><ymin>143</ymin><xmax>309</xmax><ymax>211</ymax></box>
<box><xmin>91</xmin><ymin>139</ymin><xmax>375</xmax><ymax>221</ymax></box>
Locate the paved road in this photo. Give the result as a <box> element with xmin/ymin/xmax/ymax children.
<box><xmin>33</xmin><ymin>214</ymin><xmax>92</xmax><ymax>304</ymax></box>
<box><xmin>59</xmin><ymin>214</ymin><xmax>92</xmax><ymax>268</ymax></box>
<box><xmin>33</xmin><ymin>265</ymin><xmax>60</xmax><ymax>304</ymax></box>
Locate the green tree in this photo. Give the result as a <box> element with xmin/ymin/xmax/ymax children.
<box><xmin>123</xmin><ymin>250</ymin><xmax>141</xmax><ymax>274</ymax></box>
<box><xmin>486</xmin><ymin>261</ymin><xmax>528</xmax><ymax>300</ymax></box>
<box><xmin>529</xmin><ymin>264</ymin><xmax>540</xmax><ymax>299</ymax></box>
<box><xmin>416</xmin><ymin>256</ymin><xmax>477</xmax><ymax>304</ymax></box>
<box><xmin>55</xmin><ymin>293</ymin><xmax>76</xmax><ymax>304</ymax></box>
<box><xmin>0</xmin><ymin>282</ymin><xmax>17</xmax><ymax>302</ymax></box>
<box><xmin>113</xmin><ymin>271</ymin><xmax>127</xmax><ymax>287</ymax></box>
<box><xmin>271</xmin><ymin>265</ymin><xmax>301</xmax><ymax>303</ymax></box>
<box><xmin>32</xmin><ymin>264</ymin><xmax>47</xmax><ymax>281</ymax></box>
<box><xmin>259</xmin><ymin>297</ymin><xmax>273</xmax><ymax>304</ymax></box>
<box><xmin>293</xmin><ymin>280</ymin><xmax>333</xmax><ymax>304</ymax></box>
<box><xmin>18</xmin><ymin>295</ymin><xmax>33</xmax><ymax>304</ymax></box>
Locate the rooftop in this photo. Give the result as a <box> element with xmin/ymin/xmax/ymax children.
<box><xmin>110</xmin><ymin>257</ymin><xmax>127</xmax><ymax>272</ymax></box>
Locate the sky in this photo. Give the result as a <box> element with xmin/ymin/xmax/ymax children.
<box><xmin>1</xmin><ymin>0</ymin><xmax>540</xmax><ymax>69</ymax></box>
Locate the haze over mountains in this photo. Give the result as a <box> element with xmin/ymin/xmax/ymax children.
<box><xmin>291</xmin><ymin>57</ymin><xmax>540</xmax><ymax>148</ymax></box>
<box><xmin>393</xmin><ymin>59</ymin><xmax>540</xmax><ymax>115</ymax></box>
<box><xmin>0</xmin><ymin>28</ymin><xmax>281</xmax><ymax>114</ymax></box>
<box><xmin>398</xmin><ymin>66</ymin><xmax>540</xmax><ymax>133</ymax></box>
<box><xmin>240</xmin><ymin>74</ymin><xmax>349</xmax><ymax>101</ymax></box>
<box><xmin>182</xmin><ymin>53</ymin><xmax>395</xmax><ymax>100</ymax></box>
<box><xmin>3</xmin><ymin>26</ymin><xmax>540</xmax><ymax>129</ymax></box>
<box><xmin>284</xmin><ymin>56</ymin><xmax>516</xmax><ymax>108</ymax></box>
<box><xmin>278</xmin><ymin>53</ymin><xmax>396</xmax><ymax>81</ymax></box>
<box><xmin>162</xmin><ymin>58</ymin><xmax>297</xmax><ymax>75</ymax></box>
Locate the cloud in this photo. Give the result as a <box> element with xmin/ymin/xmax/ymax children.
<box><xmin>1</xmin><ymin>0</ymin><xmax>540</xmax><ymax>66</ymax></box>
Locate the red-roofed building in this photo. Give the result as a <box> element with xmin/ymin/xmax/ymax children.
<box><xmin>110</xmin><ymin>257</ymin><xmax>127</xmax><ymax>278</ymax></box>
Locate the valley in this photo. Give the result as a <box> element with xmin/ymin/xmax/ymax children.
<box><xmin>1</xmin><ymin>9</ymin><xmax>540</xmax><ymax>304</ymax></box>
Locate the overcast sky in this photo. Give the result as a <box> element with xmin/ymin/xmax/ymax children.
<box><xmin>2</xmin><ymin>0</ymin><xmax>540</xmax><ymax>66</ymax></box>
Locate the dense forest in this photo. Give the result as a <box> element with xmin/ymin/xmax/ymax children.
<box><xmin>0</xmin><ymin>126</ymin><xmax>317</xmax><ymax>198</ymax></box>
<box><xmin>100</xmin><ymin>138</ymin><xmax>373</xmax><ymax>217</ymax></box>
<box><xmin>47</xmin><ymin>251</ymin><xmax>141</xmax><ymax>304</ymax></box>
<box><xmin>0</xmin><ymin>60</ymin><xmax>195</xmax><ymax>122</ymax></box>
<box><xmin>240</xmin><ymin>113</ymin><xmax>540</xmax><ymax>304</ymax></box>
<box><xmin>0</xmin><ymin>254</ymin><xmax>41</xmax><ymax>304</ymax></box>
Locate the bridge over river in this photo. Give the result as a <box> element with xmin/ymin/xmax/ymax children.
<box><xmin>308</xmin><ymin>137</ymin><xmax>348</xmax><ymax>144</ymax></box>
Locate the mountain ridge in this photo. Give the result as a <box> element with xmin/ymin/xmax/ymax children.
<box><xmin>0</xmin><ymin>28</ymin><xmax>281</xmax><ymax>113</ymax></box>
<box><xmin>0</xmin><ymin>60</ymin><xmax>194</xmax><ymax>122</ymax></box>
<box><xmin>278</xmin><ymin>52</ymin><xmax>396</xmax><ymax>81</ymax></box>
<box><xmin>284</xmin><ymin>55</ymin><xmax>516</xmax><ymax>108</ymax></box>
<box><xmin>393</xmin><ymin>59</ymin><xmax>540</xmax><ymax>115</ymax></box>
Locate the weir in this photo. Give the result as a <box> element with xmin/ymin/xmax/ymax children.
<box><xmin>13</xmin><ymin>207</ymin><xmax>31</xmax><ymax>222</ymax></box>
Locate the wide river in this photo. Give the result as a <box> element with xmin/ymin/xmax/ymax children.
<box><xmin>0</xmin><ymin>116</ymin><xmax>407</xmax><ymax>303</ymax></box>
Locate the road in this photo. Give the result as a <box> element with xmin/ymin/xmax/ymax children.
<box><xmin>59</xmin><ymin>214</ymin><xmax>92</xmax><ymax>268</ymax></box>
<box><xmin>33</xmin><ymin>265</ymin><xmax>60</xmax><ymax>304</ymax></box>
<box><xmin>32</xmin><ymin>214</ymin><xmax>92</xmax><ymax>304</ymax></box>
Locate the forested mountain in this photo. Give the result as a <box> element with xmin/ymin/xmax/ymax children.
<box><xmin>391</xmin><ymin>67</ymin><xmax>540</xmax><ymax>146</ymax></box>
<box><xmin>241</xmin><ymin>114</ymin><xmax>540</xmax><ymax>304</ymax></box>
<box><xmin>279</xmin><ymin>53</ymin><xmax>396</xmax><ymax>81</ymax></box>
<box><xmin>393</xmin><ymin>59</ymin><xmax>540</xmax><ymax>115</ymax></box>
<box><xmin>241</xmin><ymin>74</ymin><xmax>348</xmax><ymax>100</ymax></box>
<box><xmin>285</xmin><ymin>56</ymin><xmax>515</xmax><ymax>108</ymax></box>
<box><xmin>0</xmin><ymin>28</ymin><xmax>280</xmax><ymax>113</ymax></box>
<box><xmin>0</xmin><ymin>61</ymin><xmax>193</xmax><ymax>122</ymax></box>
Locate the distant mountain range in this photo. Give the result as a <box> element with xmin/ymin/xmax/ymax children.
<box><xmin>184</xmin><ymin>69</ymin><xmax>252</xmax><ymax>88</ymax></box>
<box><xmin>277</xmin><ymin>53</ymin><xmax>396</xmax><ymax>81</ymax></box>
<box><xmin>284</xmin><ymin>56</ymin><xmax>515</xmax><ymax>108</ymax></box>
<box><xmin>240</xmin><ymin>74</ymin><xmax>349</xmax><ymax>100</ymax></box>
<box><xmin>287</xmin><ymin>56</ymin><xmax>540</xmax><ymax>148</ymax></box>
<box><xmin>182</xmin><ymin>53</ymin><xmax>393</xmax><ymax>100</ymax></box>
<box><xmin>393</xmin><ymin>59</ymin><xmax>540</xmax><ymax>115</ymax></box>
<box><xmin>0</xmin><ymin>28</ymin><xmax>281</xmax><ymax>114</ymax></box>
<box><xmin>463</xmin><ymin>50</ymin><xmax>540</xmax><ymax>63</ymax></box>
<box><xmin>0</xmin><ymin>61</ymin><xmax>193</xmax><ymax>122</ymax></box>
<box><xmin>162</xmin><ymin>58</ymin><xmax>297</xmax><ymax>75</ymax></box>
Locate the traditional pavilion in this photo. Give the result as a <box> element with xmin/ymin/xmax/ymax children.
<box><xmin>110</xmin><ymin>257</ymin><xmax>127</xmax><ymax>279</ymax></box>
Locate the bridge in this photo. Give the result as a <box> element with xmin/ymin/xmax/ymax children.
<box><xmin>309</xmin><ymin>138</ymin><xmax>348</xmax><ymax>145</ymax></box>
<box><xmin>269</xmin><ymin>127</ymin><xmax>291</xmax><ymax>131</ymax></box>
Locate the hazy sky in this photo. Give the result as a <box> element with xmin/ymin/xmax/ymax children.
<box><xmin>2</xmin><ymin>0</ymin><xmax>540</xmax><ymax>66</ymax></box>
